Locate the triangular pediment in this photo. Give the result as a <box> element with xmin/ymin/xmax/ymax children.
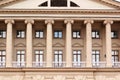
<box><xmin>53</xmin><ymin>43</ymin><xmax>64</xmax><ymax>47</ymax></box>
<box><xmin>34</xmin><ymin>42</ymin><xmax>46</xmax><ymax>47</ymax></box>
<box><xmin>72</xmin><ymin>43</ymin><xmax>83</xmax><ymax>47</ymax></box>
<box><xmin>0</xmin><ymin>0</ymin><xmax>120</xmax><ymax>9</ymax></box>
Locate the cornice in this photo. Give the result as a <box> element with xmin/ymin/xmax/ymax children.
<box><xmin>0</xmin><ymin>0</ymin><xmax>20</xmax><ymax>7</ymax></box>
<box><xmin>0</xmin><ymin>9</ymin><xmax>120</xmax><ymax>14</ymax></box>
<box><xmin>0</xmin><ymin>68</ymin><xmax>120</xmax><ymax>72</ymax></box>
<box><xmin>96</xmin><ymin>0</ymin><xmax>120</xmax><ymax>9</ymax></box>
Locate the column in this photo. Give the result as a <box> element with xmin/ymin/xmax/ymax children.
<box><xmin>5</xmin><ymin>19</ymin><xmax>14</xmax><ymax>67</ymax></box>
<box><xmin>45</xmin><ymin>19</ymin><xmax>54</xmax><ymax>67</ymax></box>
<box><xmin>104</xmin><ymin>20</ymin><xmax>113</xmax><ymax>67</ymax></box>
<box><xmin>25</xmin><ymin>19</ymin><xmax>34</xmax><ymax>67</ymax></box>
<box><xmin>84</xmin><ymin>19</ymin><xmax>94</xmax><ymax>67</ymax></box>
<box><xmin>64</xmin><ymin>19</ymin><xmax>74</xmax><ymax>67</ymax></box>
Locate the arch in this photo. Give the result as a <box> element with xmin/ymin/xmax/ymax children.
<box><xmin>15</xmin><ymin>43</ymin><xmax>26</xmax><ymax>47</ymax></box>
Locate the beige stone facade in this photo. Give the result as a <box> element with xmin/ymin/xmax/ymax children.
<box><xmin>0</xmin><ymin>0</ymin><xmax>120</xmax><ymax>80</ymax></box>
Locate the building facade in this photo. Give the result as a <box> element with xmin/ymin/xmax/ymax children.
<box><xmin>0</xmin><ymin>0</ymin><xmax>120</xmax><ymax>80</ymax></box>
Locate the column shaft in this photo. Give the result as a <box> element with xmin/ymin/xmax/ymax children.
<box><xmin>104</xmin><ymin>20</ymin><xmax>113</xmax><ymax>67</ymax></box>
<box><xmin>5</xmin><ymin>20</ymin><xmax>14</xmax><ymax>67</ymax></box>
<box><xmin>25</xmin><ymin>19</ymin><xmax>34</xmax><ymax>67</ymax></box>
<box><xmin>45</xmin><ymin>20</ymin><xmax>54</xmax><ymax>67</ymax></box>
<box><xmin>65</xmin><ymin>20</ymin><xmax>74</xmax><ymax>67</ymax></box>
<box><xmin>84</xmin><ymin>20</ymin><xmax>93</xmax><ymax>67</ymax></box>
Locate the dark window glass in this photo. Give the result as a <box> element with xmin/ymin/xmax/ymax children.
<box><xmin>92</xmin><ymin>30</ymin><xmax>100</xmax><ymax>39</ymax></box>
<box><xmin>35</xmin><ymin>30</ymin><xmax>44</xmax><ymax>38</ymax></box>
<box><xmin>39</xmin><ymin>1</ymin><xmax>48</xmax><ymax>7</ymax></box>
<box><xmin>70</xmin><ymin>1</ymin><xmax>79</xmax><ymax>7</ymax></box>
<box><xmin>17</xmin><ymin>30</ymin><xmax>25</xmax><ymax>38</ymax></box>
<box><xmin>51</xmin><ymin>0</ymin><xmax>67</xmax><ymax>7</ymax></box>
<box><xmin>0</xmin><ymin>30</ymin><xmax>6</xmax><ymax>38</ymax></box>
<box><xmin>54</xmin><ymin>30</ymin><xmax>62</xmax><ymax>38</ymax></box>
<box><xmin>111</xmin><ymin>31</ymin><xmax>118</xmax><ymax>39</ymax></box>
<box><xmin>73</xmin><ymin>31</ymin><xmax>80</xmax><ymax>39</ymax></box>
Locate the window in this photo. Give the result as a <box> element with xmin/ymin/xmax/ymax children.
<box><xmin>51</xmin><ymin>0</ymin><xmax>67</xmax><ymax>7</ymax></box>
<box><xmin>54</xmin><ymin>50</ymin><xmax>63</xmax><ymax>67</ymax></box>
<box><xmin>54</xmin><ymin>30</ymin><xmax>62</xmax><ymax>38</ymax></box>
<box><xmin>112</xmin><ymin>50</ymin><xmax>119</xmax><ymax>62</ymax></box>
<box><xmin>73</xmin><ymin>31</ymin><xmax>80</xmax><ymax>39</ymax></box>
<box><xmin>34</xmin><ymin>50</ymin><xmax>44</xmax><ymax>67</ymax></box>
<box><xmin>38</xmin><ymin>0</ymin><xmax>79</xmax><ymax>7</ymax></box>
<box><xmin>92</xmin><ymin>30</ymin><xmax>100</xmax><ymax>39</ymax></box>
<box><xmin>0</xmin><ymin>50</ymin><xmax>6</xmax><ymax>67</ymax></box>
<box><xmin>35</xmin><ymin>30</ymin><xmax>44</xmax><ymax>38</ymax></box>
<box><xmin>16</xmin><ymin>50</ymin><xmax>25</xmax><ymax>67</ymax></box>
<box><xmin>35</xmin><ymin>50</ymin><xmax>44</xmax><ymax>62</ymax></box>
<box><xmin>92</xmin><ymin>50</ymin><xmax>100</xmax><ymax>66</ymax></box>
<box><xmin>0</xmin><ymin>30</ymin><xmax>6</xmax><ymax>38</ymax></box>
<box><xmin>17</xmin><ymin>30</ymin><xmax>25</xmax><ymax>38</ymax></box>
<box><xmin>73</xmin><ymin>50</ymin><xmax>81</xmax><ymax>67</ymax></box>
<box><xmin>111</xmin><ymin>31</ymin><xmax>118</xmax><ymax>39</ymax></box>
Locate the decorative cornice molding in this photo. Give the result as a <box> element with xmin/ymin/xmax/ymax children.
<box><xmin>0</xmin><ymin>9</ymin><xmax>120</xmax><ymax>14</ymax></box>
<box><xmin>0</xmin><ymin>68</ymin><xmax>120</xmax><ymax>72</ymax></box>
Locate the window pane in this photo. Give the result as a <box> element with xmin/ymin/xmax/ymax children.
<box><xmin>54</xmin><ymin>32</ymin><xmax>58</xmax><ymax>38</ymax></box>
<box><xmin>40</xmin><ymin>31</ymin><xmax>43</xmax><ymax>38</ymax></box>
<box><xmin>59</xmin><ymin>32</ymin><xmax>62</xmax><ymax>38</ymax></box>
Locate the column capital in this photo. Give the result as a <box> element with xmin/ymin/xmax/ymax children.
<box><xmin>64</xmin><ymin>19</ymin><xmax>74</xmax><ymax>24</ymax></box>
<box><xmin>104</xmin><ymin>20</ymin><xmax>113</xmax><ymax>25</ymax></box>
<box><xmin>5</xmin><ymin>19</ymin><xmax>14</xmax><ymax>24</ymax></box>
<box><xmin>25</xmin><ymin>19</ymin><xmax>34</xmax><ymax>24</ymax></box>
<box><xmin>45</xmin><ymin>19</ymin><xmax>54</xmax><ymax>24</ymax></box>
<box><xmin>84</xmin><ymin>19</ymin><xmax>94</xmax><ymax>24</ymax></box>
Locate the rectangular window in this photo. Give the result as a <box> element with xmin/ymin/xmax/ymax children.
<box><xmin>92</xmin><ymin>50</ymin><xmax>100</xmax><ymax>66</ymax></box>
<box><xmin>54</xmin><ymin>50</ymin><xmax>63</xmax><ymax>67</ymax></box>
<box><xmin>17</xmin><ymin>30</ymin><xmax>25</xmax><ymax>38</ymax></box>
<box><xmin>0</xmin><ymin>50</ymin><xmax>6</xmax><ymax>67</ymax></box>
<box><xmin>34</xmin><ymin>50</ymin><xmax>44</xmax><ymax>67</ymax></box>
<box><xmin>112</xmin><ymin>50</ymin><xmax>119</xmax><ymax>62</ymax></box>
<box><xmin>0</xmin><ymin>30</ymin><xmax>6</xmax><ymax>38</ymax></box>
<box><xmin>54</xmin><ymin>30</ymin><xmax>62</xmax><ymax>38</ymax></box>
<box><xmin>73</xmin><ymin>50</ymin><xmax>81</xmax><ymax>67</ymax></box>
<box><xmin>92</xmin><ymin>30</ymin><xmax>100</xmax><ymax>39</ymax></box>
<box><xmin>111</xmin><ymin>31</ymin><xmax>118</xmax><ymax>39</ymax></box>
<box><xmin>35</xmin><ymin>30</ymin><xmax>44</xmax><ymax>38</ymax></box>
<box><xmin>73</xmin><ymin>31</ymin><xmax>80</xmax><ymax>39</ymax></box>
<box><xmin>16</xmin><ymin>50</ymin><xmax>25</xmax><ymax>67</ymax></box>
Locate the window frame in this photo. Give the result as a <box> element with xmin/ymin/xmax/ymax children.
<box><xmin>111</xmin><ymin>31</ymin><xmax>118</xmax><ymax>39</ymax></box>
<box><xmin>34</xmin><ymin>50</ymin><xmax>44</xmax><ymax>62</ymax></box>
<box><xmin>16</xmin><ymin>50</ymin><xmax>25</xmax><ymax>62</ymax></box>
<box><xmin>112</xmin><ymin>50</ymin><xmax>119</xmax><ymax>62</ymax></box>
<box><xmin>54</xmin><ymin>30</ymin><xmax>63</xmax><ymax>39</ymax></box>
<box><xmin>16</xmin><ymin>30</ymin><xmax>25</xmax><ymax>38</ymax></box>
<box><xmin>92</xmin><ymin>50</ymin><xmax>100</xmax><ymax>63</ymax></box>
<box><xmin>0</xmin><ymin>50</ymin><xmax>6</xmax><ymax>66</ymax></box>
<box><xmin>0</xmin><ymin>30</ymin><xmax>6</xmax><ymax>39</ymax></box>
<box><xmin>72</xmin><ymin>31</ymin><xmax>81</xmax><ymax>39</ymax></box>
<box><xmin>73</xmin><ymin>50</ymin><xmax>81</xmax><ymax>62</ymax></box>
<box><xmin>92</xmin><ymin>30</ymin><xmax>100</xmax><ymax>39</ymax></box>
<box><xmin>54</xmin><ymin>50</ymin><xmax>63</xmax><ymax>62</ymax></box>
<box><xmin>35</xmin><ymin>30</ymin><xmax>44</xmax><ymax>39</ymax></box>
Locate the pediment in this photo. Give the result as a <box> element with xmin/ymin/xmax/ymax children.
<box><xmin>34</xmin><ymin>42</ymin><xmax>46</xmax><ymax>47</ymax></box>
<box><xmin>53</xmin><ymin>43</ymin><xmax>64</xmax><ymax>47</ymax></box>
<box><xmin>0</xmin><ymin>0</ymin><xmax>119</xmax><ymax>9</ymax></box>
<box><xmin>0</xmin><ymin>43</ymin><xmax>6</xmax><ymax>47</ymax></box>
<box><xmin>72</xmin><ymin>43</ymin><xmax>83</xmax><ymax>47</ymax></box>
<box><xmin>92</xmin><ymin>43</ymin><xmax>102</xmax><ymax>47</ymax></box>
<box><xmin>15</xmin><ymin>43</ymin><xmax>26</xmax><ymax>47</ymax></box>
<box><xmin>112</xmin><ymin>43</ymin><xmax>120</xmax><ymax>47</ymax></box>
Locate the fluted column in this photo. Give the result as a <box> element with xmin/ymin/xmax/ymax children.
<box><xmin>5</xmin><ymin>19</ymin><xmax>14</xmax><ymax>67</ymax></box>
<box><xmin>64</xmin><ymin>19</ymin><xmax>74</xmax><ymax>67</ymax></box>
<box><xmin>25</xmin><ymin>19</ymin><xmax>34</xmax><ymax>67</ymax></box>
<box><xmin>84</xmin><ymin>19</ymin><xmax>94</xmax><ymax>67</ymax></box>
<box><xmin>104</xmin><ymin>20</ymin><xmax>113</xmax><ymax>67</ymax></box>
<box><xmin>45</xmin><ymin>19</ymin><xmax>54</xmax><ymax>67</ymax></box>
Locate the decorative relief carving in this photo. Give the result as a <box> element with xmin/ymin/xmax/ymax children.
<box><xmin>64</xmin><ymin>19</ymin><xmax>74</xmax><ymax>24</ymax></box>
<box><xmin>0</xmin><ymin>43</ymin><xmax>6</xmax><ymax>47</ymax></box>
<box><xmin>33</xmin><ymin>42</ymin><xmax>46</xmax><ymax>47</ymax></box>
<box><xmin>53</xmin><ymin>42</ymin><xmax>64</xmax><ymax>47</ymax></box>
<box><xmin>15</xmin><ymin>43</ymin><xmax>26</xmax><ymax>47</ymax></box>
<box><xmin>72</xmin><ymin>43</ymin><xmax>83</xmax><ymax>47</ymax></box>
<box><xmin>45</xmin><ymin>19</ymin><xmax>54</xmax><ymax>24</ymax></box>
<box><xmin>5</xmin><ymin>19</ymin><xmax>14</xmax><ymax>24</ymax></box>
<box><xmin>104</xmin><ymin>20</ymin><xmax>113</xmax><ymax>25</ymax></box>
